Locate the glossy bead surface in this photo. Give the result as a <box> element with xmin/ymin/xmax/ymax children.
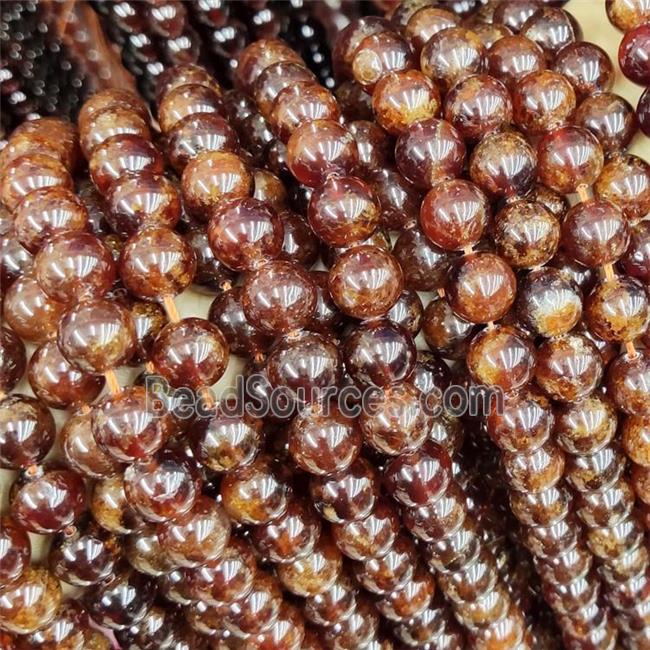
<box><xmin>555</xmin><ymin>394</ymin><xmax>617</xmax><ymax>455</ymax></box>
<box><xmin>537</xmin><ymin>126</ymin><xmax>604</xmax><ymax>194</ymax></box>
<box><xmin>242</xmin><ymin>260</ymin><xmax>317</xmax><ymax>335</ymax></box>
<box><xmin>445</xmin><ymin>253</ymin><xmax>517</xmax><ymax>324</ymax></box>
<box><xmin>622</xmin><ymin>221</ymin><xmax>650</xmax><ymax>283</ymax></box>
<box><xmin>286</xmin><ymin>119</ymin><xmax>358</xmax><ymax>187</ymax></box>
<box><xmin>520</xmin><ymin>7</ymin><xmax>580</xmax><ymax>58</ymax></box>
<box><xmin>236</xmin><ymin>39</ymin><xmax>304</xmax><ymax>93</ymax></box>
<box><xmin>152</xmin><ymin>317</ymin><xmax>229</xmax><ymax>389</ymax></box>
<box><xmin>395</xmin><ymin>118</ymin><xmax>466</xmax><ymax>189</ymax></box>
<box><xmin>11</xmin><ymin>466</ymin><xmax>86</xmax><ymax>534</ymax></box>
<box><xmin>393</xmin><ymin>227</ymin><xmax>450</xmax><ymax>292</ymax></box>
<box><xmin>443</xmin><ymin>74</ymin><xmax>512</xmax><ymax>142</ymax></box>
<box><xmin>469</xmin><ymin>129</ymin><xmax>537</xmax><ymax>198</ymax></box>
<box><xmin>619</xmin><ymin>24</ymin><xmax>650</xmax><ymax>85</ymax></box>
<box><xmin>0</xmin><ymin>395</ymin><xmax>55</xmax><ymax>470</ymax></box>
<box><xmin>512</xmin><ymin>70</ymin><xmax>576</xmax><ymax>135</ymax></box>
<box><xmin>502</xmin><ymin>441</ymin><xmax>565</xmax><ymax>492</ymax></box>
<box><xmin>0</xmin><ymin>516</ymin><xmax>30</xmax><ymax>584</ymax></box>
<box><xmin>420</xmin><ymin>27</ymin><xmax>485</xmax><ymax>93</ymax></box>
<box><xmin>58</xmin><ymin>298</ymin><xmax>136</xmax><ymax>373</ymax></box>
<box><xmin>279</xmin><ymin>210</ymin><xmax>319</xmax><ymax>267</ymax></box>
<box><xmin>181</xmin><ymin>151</ymin><xmax>252</xmax><ymax>221</ymax></box>
<box><xmin>254</xmin><ymin>61</ymin><xmax>316</xmax><ymax>117</ymax></box>
<box><xmin>308</xmin><ymin>176</ymin><xmax>379</xmax><ymax>247</ymax></box>
<box><xmin>89</xmin><ymin>135</ymin><xmax>164</xmax><ymax>194</ymax></box>
<box><xmin>158</xmin><ymin>83</ymin><xmax>224</xmax><ymax>133</ymax></box>
<box><xmin>79</xmin><ymin>105</ymin><xmax>150</xmax><ymax>158</ymax></box>
<box><xmin>467</xmin><ymin>325</ymin><xmax>536</xmax><ymax>391</ymax></box>
<box><xmin>372</xmin><ymin>70</ymin><xmax>440</xmax><ymax>135</ymax></box>
<box><xmin>0</xmin><ymin>567</ymin><xmax>61</xmax><ymax>634</ymax></box>
<box><xmin>329</xmin><ymin>245</ymin><xmax>402</xmax><ymax>319</ymax></box>
<box><xmin>493</xmin><ymin>0</ymin><xmax>541</xmax><ymax>32</ymax></box>
<box><xmin>594</xmin><ymin>153</ymin><xmax>650</xmax><ymax>222</ymax></box>
<box><xmin>14</xmin><ymin>187</ymin><xmax>88</xmax><ymax>254</ymax></box>
<box><xmin>405</xmin><ymin>6</ymin><xmax>459</xmax><ymax>54</ymax></box>
<box><xmin>561</xmin><ymin>199</ymin><xmax>629</xmax><ymax>267</ymax></box>
<box><xmin>487</xmin><ymin>35</ymin><xmax>546</xmax><ymax>90</ymax></box>
<box><xmin>535</xmin><ymin>334</ymin><xmax>603</xmax><ymax>402</ymax></box>
<box><xmin>420</xmin><ymin>179</ymin><xmax>489</xmax><ymax>251</ymax></box>
<box><xmin>606</xmin><ymin>350</ymin><xmax>650</xmax><ymax>416</ymax></box>
<box><xmin>516</xmin><ymin>268</ymin><xmax>582</xmax><ymax>337</ymax></box>
<box><xmin>90</xmin><ymin>474</ymin><xmax>143</xmax><ymax>535</ymax></box>
<box><xmin>554</xmin><ymin>42</ymin><xmax>614</xmax><ymax>100</ymax></box>
<box><xmin>494</xmin><ymin>200</ymin><xmax>560</xmax><ymax>268</ymax></box>
<box><xmin>638</xmin><ymin>86</ymin><xmax>650</xmax><ymax>137</ymax></box>
<box><xmin>422</xmin><ymin>298</ymin><xmax>477</xmax><ymax>360</ymax></box>
<box><xmin>28</xmin><ymin>341</ymin><xmax>104</xmax><ymax>410</ymax></box>
<box><xmin>92</xmin><ymin>386</ymin><xmax>175</xmax><ymax>462</ymax></box>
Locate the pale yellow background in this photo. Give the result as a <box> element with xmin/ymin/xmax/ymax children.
<box><xmin>1</xmin><ymin>0</ymin><xmax>649</xmax><ymax>589</ymax></box>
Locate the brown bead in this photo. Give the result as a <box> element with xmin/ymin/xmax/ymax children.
<box><xmin>515</xmin><ymin>268</ymin><xmax>582</xmax><ymax>337</ymax></box>
<box><xmin>158</xmin><ymin>83</ymin><xmax>224</xmax><ymax>134</ymax></box>
<box><xmin>270</xmin><ymin>83</ymin><xmax>341</xmax><ymax>143</ymax></box>
<box><xmin>606</xmin><ymin>0</ymin><xmax>650</xmax><ymax>31</ymax></box>
<box><xmin>420</xmin><ymin>27</ymin><xmax>485</xmax><ymax>93</ymax></box>
<box><xmin>250</xmin><ymin>498</ymin><xmax>321</xmax><ymax>564</ymax></box>
<box><xmin>278</xmin><ymin>209</ymin><xmax>319</xmax><ymax>267</ymax></box>
<box><xmin>80</xmin><ymin>106</ymin><xmax>151</xmax><ymax>158</ymax></box>
<box><xmin>304</xmin><ymin>572</ymin><xmax>356</xmax><ymax>627</ymax></box>
<box><xmin>13</xmin><ymin>186</ymin><xmax>88</xmax><ymax>254</ymax></box>
<box><xmin>422</xmin><ymin>297</ymin><xmax>478</xmax><ymax>360</ymax></box>
<box><xmin>333</xmin><ymin>16</ymin><xmax>390</xmax><ymax>80</ymax></box>
<box><xmin>387</xmin><ymin>288</ymin><xmax>423</xmax><ymax>336</ymax></box>
<box><xmin>509</xmin><ymin>483</ymin><xmax>571</xmax><ymax>527</ymax></box>
<box><xmin>156</xmin><ymin>63</ymin><xmax>221</xmax><ymax>103</ymax></box>
<box><xmin>395</xmin><ymin>118</ymin><xmax>466</xmax><ymax>190</ymax></box>
<box><xmin>90</xmin><ymin>474</ymin><xmax>144</xmax><ymax>535</ymax></box>
<box><xmin>352</xmin><ymin>31</ymin><xmax>415</xmax><ymax>92</ymax></box>
<box><xmin>445</xmin><ymin>253</ymin><xmax>517</xmax><ymax>324</ymax></box>
<box><xmin>393</xmin><ymin>227</ymin><xmax>450</xmax><ymax>292</ymax></box>
<box><xmin>0</xmin><ymin>515</ymin><xmax>30</xmax><ymax>585</ymax></box>
<box><xmin>329</xmin><ymin>245</ymin><xmax>402</xmax><ymax>319</ymax></box>
<box><xmin>225</xmin><ymin>571</ymin><xmax>283</xmax><ymax>636</ymax></box>
<box><xmin>125</xmin><ymin>522</ymin><xmax>176</xmax><ymax>577</ymax></box>
<box><xmin>89</xmin><ymin>135</ymin><xmax>164</xmax><ymax>194</ymax></box>
<box><xmin>502</xmin><ymin>441</ymin><xmax>565</xmax><ymax>492</ymax></box>
<box><xmin>367</xmin><ymin>167</ymin><xmax>422</xmax><ymax>231</ymax></box>
<box><xmin>594</xmin><ymin>153</ymin><xmax>650</xmax><ymax>223</ymax></box>
<box><xmin>242</xmin><ymin>260</ymin><xmax>317</xmax><ymax>335</ymax></box>
<box><xmin>10</xmin><ymin>466</ymin><xmax>86</xmax><ymax>534</ymax></box>
<box><xmin>92</xmin><ymin>385</ymin><xmax>176</xmax><ymax>463</ymax></box>
<box><xmin>422</xmin><ymin>183</ymin><xmax>487</xmax><ymax>257</ymax></box>
<box><xmin>252</xmin><ymin>602</ymin><xmax>306</xmax><ymax>650</ymax></box>
<box><xmin>565</xmin><ymin>444</ymin><xmax>625</xmax><ymax>492</ymax></box>
<box><xmin>286</xmin><ymin>119</ymin><xmax>358</xmax><ymax>188</ymax></box>
<box><xmin>632</xmin><ymin>464</ymin><xmax>650</xmax><ymax>504</ymax></box>
<box><xmin>402</xmin><ymin>481</ymin><xmax>466</xmax><ymax>541</ymax></box>
<box><xmin>538</xmin><ymin>126</ymin><xmax>604</xmax><ymax>194</ymax></box>
<box><xmin>473</xmin><ymin>23</ymin><xmax>514</xmax><ymax>49</ymax></box>
<box><xmin>79</xmin><ymin>88</ymin><xmax>148</xmax><ymax>132</ymax></box>
<box><xmin>58</xmin><ymin>298</ymin><xmax>136</xmax><ymax>373</ymax></box>
<box><xmin>372</xmin><ymin>70</ymin><xmax>440</xmax><ymax>136</ymax></box>
<box><xmin>254</xmin><ymin>61</ymin><xmax>316</xmax><ymax>117</ymax></box>
<box><xmin>619</xmin><ymin>23</ymin><xmax>650</xmax><ymax>85</ymax></box>
<box><xmin>0</xmin><ymin>567</ymin><xmax>61</xmax><ymax>635</ymax></box>
<box><xmin>181</xmin><ymin>151</ymin><xmax>252</xmax><ymax>221</ymax></box>
<box><xmin>0</xmin><ymin>154</ymin><xmax>73</xmax><ymax>212</ymax></box>
<box><xmin>60</xmin><ymin>410</ymin><xmax>121</xmax><ymax>479</ymax></box>
<box><xmin>529</xmin><ymin>183</ymin><xmax>569</xmax><ymax>220</ymax></box>
<box><xmin>554</xmin><ymin>42</ymin><xmax>614</xmax><ymax>102</ymax></box>
<box><xmin>487</xmin><ymin>35</ymin><xmax>546</xmax><ymax>91</ymax></box>
<box><xmin>520</xmin><ymin>7</ymin><xmax>580</xmax><ymax>59</ymax></box>
<box><xmin>28</xmin><ymin>341</ymin><xmax>104</xmax><ymax>410</ymax></box>
<box><xmin>0</xmin><ymin>395</ymin><xmax>55</xmax><ymax>470</ymax></box>
<box><xmin>360</xmin><ymin>382</ymin><xmax>432</xmax><ymax>456</ymax></box>
<box><xmin>467</xmin><ymin>325</ymin><xmax>536</xmax><ymax>391</ymax></box>
<box><xmin>405</xmin><ymin>6</ymin><xmax>459</xmax><ymax>54</ymax></box>
<box><xmin>607</xmin><ymin>350</ymin><xmax>650</xmax><ymax>416</ymax></box>
<box><xmin>0</xmin><ymin>328</ymin><xmax>26</xmax><ymax>397</ymax></box>
<box><xmin>469</xmin><ymin>129</ymin><xmax>537</xmax><ymax>199</ymax></box>
<box><xmin>513</xmin><ymin>70</ymin><xmax>576</xmax><ymax>135</ymax></box>
<box><xmin>355</xmin><ymin>535</ymin><xmax>417</xmax><ymax>595</ymax></box>
<box><xmin>310</xmin><ymin>457</ymin><xmax>378</xmax><ymax>523</ymax></box>
<box><xmin>561</xmin><ymin>198</ymin><xmax>629</xmax><ymax>267</ymax></box>
<box><xmin>493</xmin><ymin>0</ymin><xmax>540</xmax><ymax>32</ymax></box>
<box><xmin>236</xmin><ymin>39</ymin><xmax>303</xmax><ymax>93</ymax></box>
<box><xmin>443</xmin><ymin>74</ymin><xmax>512</xmax><ymax>142</ymax></box>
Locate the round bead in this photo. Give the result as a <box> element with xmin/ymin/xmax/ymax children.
<box><xmin>120</xmin><ymin>226</ymin><xmax>196</xmax><ymax>300</ymax></box>
<box><xmin>554</xmin><ymin>42</ymin><xmax>614</xmax><ymax>100</ymax></box>
<box><xmin>80</xmin><ymin>106</ymin><xmax>151</xmax><ymax>158</ymax></box>
<box><xmin>585</xmin><ymin>277</ymin><xmax>649</xmax><ymax>343</ymax></box>
<box><xmin>487</xmin><ymin>35</ymin><xmax>546</xmax><ymax>90</ymax></box>
<box><xmin>11</xmin><ymin>466</ymin><xmax>86</xmax><ymax>534</ymax></box>
<box><xmin>156</xmin><ymin>63</ymin><xmax>222</xmax><ymax>103</ymax></box>
<box><xmin>420</xmin><ymin>27</ymin><xmax>485</xmax><ymax>93</ymax></box>
<box><xmin>90</xmin><ymin>474</ymin><xmax>144</xmax><ymax>535</ymax></box>
<box><xmin>58</xmin><ymin>298</ymin><xmax>136</xmax><ymax>373</ymax></box>
<box><xmin>493</xmin><ymin>0</ymin><xmax>541</xmax><ymax>32</ymax></box>
<box><xmin>92</xmin><ymin>386</ymin><xmax>176</xmax><ymax>463</ymax></box>
<box><xmin>443</xmin><ymin>74</ymin><xmax>512</xmax><ymax>142</ymax></box>
<box><xmin>606</xmin><ymin>350</ymin><xmax>650</xmax><ymax>416</ymax></box>
<box><xmin>253</xmin><ymin>61</ymin><xmax>316</xmax><ymax>117</ymax></box>
<box><xmin>372</xmin><ymin>70</ymin><xmax>440</xmax><ymax>135</ymax></box>
<box><xmin>638</xmin><ymin>86</ymin><xmax>650</xmax><ymax>137</ymax></box>
<box><xmin>286</xmin><ymin>119</ymin><xmax>358</xmax><ymax>187</ymax></box>
<box><xmin>181</xmin><ymin>151</ymin><xmax>253</xmax><ymax>221</ymax></box>
<box><xmin>393</xmin><ymin>227</ymin><xmax>450</xmax><ymax>292</ymax></box>
<box><xmin>594</xmin><ymin>153</ymin><xmax>650</xmax><ymax>222</ymax></box>
<box><xmin>405</xmin><ymin>6</ymin><xmax>459</xmax><ymax>54</ymax></box>
<box><xmin>535</xmin><ymin>334</ymin><xmax>603</xmax><ymax>402</ymax></box>
<box><xmin>561</xmin><ymin>198</ymin><xmax>629</xmax><ymax>267</ymax></box>
<box><xmin>537</xmin><ymin>126</ymin><xmax>604</xmax><ymax>194</ymax></box>
<box><xmin>516</xmin><ymin>268</ymin><xmax>582</xmax><ymax>337</ymax></box>
<box><xmin>606</xmin><ymin>0</ymin><xmax>650</xmax><ymax>30</ymax></box>
<box><xmin>0</xmin><ymin>328</ymin><xmax>26</xmax><ymax>394</ymax></box>
<box><xmin>279</xmin><ymin>210</ymin><xmax>319</xmax><ymax>267</ymax></box>
<box><xmin>351</xmin><ymin>31</ymin><xmax>415</xmax><ymax>92</ymax></box>
<box><xmin>622</xmin><ymin>221</ymin><xmax>650</xmax><ymax>283</ymax></box>
<box><xmin>329</xmin><ymin>245</ymin><xmax>403</xmax><ymax>319</ymax></box>
<box><xmin>34</xmin><ymin>231</ymin><xmax>115</xmax><ymax>304</ymax></box>
<box><xmin>388</xmin><ymin>288</ymin><xmax>424</xmax><ymax>336</ymax></box>
<box><xmin>555</xmin><ymin>394</ymin><xmax>617</xmax><ymax>455</ymax></box>
<box><xmin>422</xmin><ymin>297</ymin><xmax>478</xmax><ymax>359</ymax></box>
<box><xmin>242</xmin><ymin>260</ymin><xmax>317</xmax><ymax>335</ymax></box>
<box><xmin>494</xmin><ymin>200</ymin><xmax>560</xmax><ymax>268</ymax></box>
<box><xmin>28</xmin><ymin>341</ymin><xmax>104</xmax><ymax>410</ymax></box>
<box><xmin>308</xmin><ymin>176</ymin><xmax>380</xmax><ymax>247</ymax></box>
<box><xmin>14</xmin><ymin>187</ymin><xmax>88</xmax><ymax>254</ymax></box>
<box><xmin>236</xmin><ymin>39</ymin><xmax>304</xmax><ymax>94</ymax></box>
<box><xmin>467</xmin><ymin>325</ymin><xmax>536</xmax><ymax>391</ymax></box>
<box><xmin>89</xmin><ymin>135</ymin><xmax>164</xmax><ymax>194</ymax></box>
<box><xmin>420</xmin><ymin>179</ymin><xmax>489</xmax><ymax>251</ymax></box>
<box><xmin>502</xmin><ymin>441</ymin><xmax>565</xmax><ymax>492</ymax></box>
<box><xmin>469</xmin><ymin>129</ymin><xmax>537</xmax><ymax>198</ymax></box>
<box><xmin>158</xmin><ymin>83</ymin><xmax>224</xmax><ymax>134</ymax></box>
<box><xmin>445</xmin><ymin>253</ymin><xmax>517</xmax><ymax>324</ymax></box>
<box><xmin>512</xmin><ymin>70</ymin><xmax>576</xmax><ymax>135</ymax></box>
<box><xmin>395</xmin><ymin>118</ymin><xmax>466</xmax><ymax>189</ymax></box>
<box><xmin>619</xmin><ymin>24</ymin><xmax>650</xmax><ymax>85</ymax></box>
<box><xmin>0</xmin><ymin>515</ymin><xmax>30</xmax><ymax>585</ymax></box>
<box><xmin>520</xmin><ymin>7</ymin><xmax>580</xmax><ymax>59</ymax></box>
<box><xmin>0</xmin><ymin>154</ymin><xmax>73</xmax><ymax>211</ymax></box>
